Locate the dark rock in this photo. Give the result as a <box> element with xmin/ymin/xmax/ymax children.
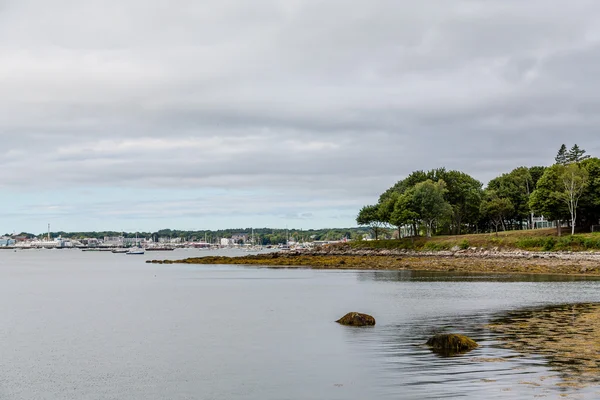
<box><xmin>336</xmin><ymin>312</ymin><xmax>376</xmax><ymax>326</ymax></box>
<box><xmin>426</xmin><ymin>333</ymin><xmax>478</xmax><ymax>354</ymax></box>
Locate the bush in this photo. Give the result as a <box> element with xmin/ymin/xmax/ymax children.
<box><xmin>459</xmin><ymin>239</ymin><xmax>470</xmax><ymax>250</ymax></box>
<box><xmin>583</xmin><ymin>237</ymin><xmax>600</xmax><ymax>250</ymax></box>
<box><xmin>542</xmin><ymin>237</ymin><xmax>556</xmax><ymax>251</ymax></box>
<box><xmin>555</xmin><ymin>235</ymin><xmax>586</xmax><ymax>251</ymax></box>
<box><xmin>515</xmin><ymin>238</ymin><xmax>545</xmax><ymax>249</ymax></box>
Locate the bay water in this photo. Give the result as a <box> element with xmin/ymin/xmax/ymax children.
<box><xmin>1</xmin><ymin>249</ymin><xmax>599</xmax><ymax>399</ymax></box>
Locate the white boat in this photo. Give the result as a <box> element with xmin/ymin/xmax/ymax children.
<box><xmin>126</xmin><ymin>233</ymin><xmax>145</xmax><ymax>254</ymax></box>
<box><xmin>126</xmin><ymin>247</ymin><xmax>145</xmax><ymax>255</ymax></box>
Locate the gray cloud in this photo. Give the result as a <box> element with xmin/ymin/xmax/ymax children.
<box><xmin>1</xmin><ymin>0</ymin><xmax>599</xmax><ymax>230</ymax></box>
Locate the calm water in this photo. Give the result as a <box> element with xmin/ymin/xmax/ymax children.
<box><xmin>1</xmin><ymin>249</ymin><xmax>600</xmax><ymax>399</ymax></box>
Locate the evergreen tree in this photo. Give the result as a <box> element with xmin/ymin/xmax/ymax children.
<box><xmin>555</xmin><ymin>144</ymin><xmax>568</xmax><ymax>165</ymax></box>
<box><xmin>568</xmin><ymin>144</ymin><xmax>590</xmax><ymax>163</ymax></box>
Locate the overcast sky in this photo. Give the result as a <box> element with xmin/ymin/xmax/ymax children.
<box><xmin>1</xmin><ymin>0</ymin><xmax>599</xmax><ymax>233</ymax></box>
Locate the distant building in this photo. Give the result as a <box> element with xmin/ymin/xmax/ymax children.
<box><xmin>81</xmin><ymin>238</ymin><xmax>100</xmax><ymax>247</ymax></box>
<box><xmin>159</xmin><ymin>237</ymin><xmax>181</xmax><ymax>244</ymax></box>
<box><xmin>532</xmin><ymin>216</ymin><xmax>569</xmax><ymax>229</ymax></box>
<box><xmin>221</xmin><ymin>238</ymin><xmax>234</xmax><ymax>246</ymax></box>
<box><xmin>103</xmin><ymin>236</ymin><xmax>124</xmax><ymax>246</ymax></box>
<box><xmin>231</xmin><ymin>234</ymin><xmax>248</xmax><ymax>243</ymax></box>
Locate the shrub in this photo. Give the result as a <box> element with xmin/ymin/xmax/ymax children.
<box><xmin>515</xmin><ymin>238</ymin><xmax>545</xmax><ymax>250</ymax></box>
<box><xmin>459</xmin><ymin>239</ymin><xmax>470</xmax><ymax>250</ymax></box>
<box><xmin>542</xmin><ymin>237</ymin><xmax>556</xmax><ymax>251</ymax></box>
<box><xmin>583</xmin><ymin>237</ymin><xmax>600</xmax><ymax>250</ymax></box>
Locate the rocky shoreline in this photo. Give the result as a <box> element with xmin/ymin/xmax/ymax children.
<box><xmin>147</xmin><ymin>246</ymin><xmax>600</xmax><ymax>276</ymax></box>
<box><xmin>300</xmin><ymin>244</ymin><xmax>600</xmax><ymax>262</ymax></box>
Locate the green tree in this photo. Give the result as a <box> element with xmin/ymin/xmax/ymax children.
<box><xmin>487</xmin><ymin>166</ymin><xmax>544</xmax><ymax>230</ymax></box>
<box><xmin>389</xmin><ymin>191</ymin><xmax>419</xmax><ymax>238</ymax></box>
<box><xmin>529</xmin><ymin>165</ymin><xmax>570</xmax><ymax>236</ymax></box>
<box><xmin>557</xmin><ymin>163</ymin><xmax>588</xmax><ymax>235</ymax></box>
<box><xmin>529</xmin><ymin>166</ymin><xmax>547</xmax><ymax>188</ymax></box>
<box><xmin>555</xmin><ymin>144</ymin><xmax>568</xmax><ymax>165</ymax></box>
<box><xmin>379</xmin><ymin>168</ymin><xmax>482</xmax><ymax>234</ymax></box>
<box><xmin>438</xmin><ymin>170</ymin><xmax>483</xmax><ymax>234</ymax></box>
<box><xmin>578</xmin><ymin>158</ymin><xmax>600</xmax><ymax>229</ymax></box>
<box><xmin>568</xmin><ymin>144</ymin><xmax>590</xmax><ymax>164</ymax></box>
<box><xmin>480</xmin><ymin>190</ymin><xmax>514</xmax><ymax>234</ymax></box>
<box><xmin>411</xmin><ymin>180</ymin><xmax>452</xmax><ymax>238</ymax></box>
<box><xmin>378</xmin><ymin>170</ymin><xmax>428</xmax><ymax>203</ymax></box>
<box><xmin>356</xmin><ymin>205</ymin><xmax>386</xmax><ymax>240</ymax></box>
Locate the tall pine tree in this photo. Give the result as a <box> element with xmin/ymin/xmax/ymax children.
<box><xmin>555</xmin><ymin>144</ymin><xmax>568</xmax><ymax>165</ymax></box>
<box><xmin>568</xmin><ymin>144</ymin><xmax>590</xmax><ymax>163</ymax></box>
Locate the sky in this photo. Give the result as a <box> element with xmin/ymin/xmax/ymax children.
<box><xmin>1</xmin><ymin>0</ymin><xmax>600</xmax><ymax>234</ymax></box>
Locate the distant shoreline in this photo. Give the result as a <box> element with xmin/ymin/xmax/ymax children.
<box><xmin>147</xmin><ymin>249</ymin><xmax>600</xmax><ymax>276</ymax></box>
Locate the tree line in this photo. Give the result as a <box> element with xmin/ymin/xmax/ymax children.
<box><xmin>16</xmin><ymin>227</ymin><xmax>369</xmax><ymax>245</ymax></box>
<box><xmin>357</xmin><ymin>144</ymin><xmax>599</xmax><ymax>238</ymax></box>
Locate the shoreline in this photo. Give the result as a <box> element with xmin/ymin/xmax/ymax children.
<box><xmin>147</xmin><ymin>248</ymin><xmax>600</xmax><ymax>276</ymax></box>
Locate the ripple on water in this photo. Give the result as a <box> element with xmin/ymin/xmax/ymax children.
<box><xmin>341</xmin><ymin>308</ymin><xmax>600</xmax><ymax>399</ymax></box>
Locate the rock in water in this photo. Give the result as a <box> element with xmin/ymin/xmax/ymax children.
<box><xmin>336</xmin><ymin>312</ymin><xmax>376</xmax><ymax>326</ymax></box>
<box><xmin>426</xmin><ymin>334</ymin><xmax>478</xmax><ymax>353</ymax></box>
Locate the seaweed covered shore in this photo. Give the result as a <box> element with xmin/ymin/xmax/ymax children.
<box><xmin>488</xmin><ymin>303</ymin><xmax>600</xmax><ymax>389</ymax></box>
<box><xmin>146</xmin><ymin>246</ymin><xmax>600</xmax><ymax>276</ymax></box>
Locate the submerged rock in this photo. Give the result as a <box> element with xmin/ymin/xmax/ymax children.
<box><xmin>426</xmin><ymin>334</ymin><xmax>478</xmax><ymax>354</ymax></box>
<box><xmin>336</xmin><ymin>312</ymin><xmax>376</xmax><ymax>326</ymax></box>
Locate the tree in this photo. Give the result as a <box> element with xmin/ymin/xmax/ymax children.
<box><xmin>529</xmin><ymin>165</ymin><xmax>570</xmax><ymax>236</ymax></box>
<box><xmin>356</xmin><ymin>205</ymin><xmax>386</xmax><ymax>240</ymax></box>
<box><xmin>379</xmin><ymin>168</ymin><xmax>482</xmax><ymax>235</ymax></box>
<box><xmin>377</xmin><ymin>194</ymin><xmax>398</xmax><ymax>227</ymax></box>
<box><xmin>555</xmin><ymin>144</ymin><xmax>568</xmax><ymax>165</ymax></box>
<box><xmin>578</xmin><ymin>158</ymin><xmax>600</xmax><ymax>229</ymax></box>
<box><xmin>438</xmin><ymin>170</ymin><xmax>483</xmax><ymax>234</ymax></box>
<box><xmin>389</xmin><ymin>191</ymin><xmax>419</xmax><ymax>238</ymax></box>
<box><xmin>486</xmin><ymin>166</ymin><xmax>547</xmax><ymax>230</ymax></box>
<box><xmin>480</xmin><ymin>190</ymin><xmax>514</xmax><ymax>234</ymax></box>
<box><xmin>488</xmin><ymin>167</ymin><xmax>530</xmax><ymax>229</ymax></box>
<box><xmin>411</xmin><ymin>180</ymin><xmax>452</xmax><ymax>238</ymax></box>
<box><xmin>529</xmin><ymin>166</ymin><xmax>546</xmax><ymax>188</ymax></box>
<box><xmin>378</xmin><ymin>170</ymin><xmax>428</xmax><ymax>203</ymax></box>
<box><xmin>557</xmin><ymin>163</ymin><xmax>589</xmax><ymax>235</ymax></box>
<box><xmin>568</xmin><ymin>144</ymin><xmax>590</xmax><ymax>164</ymax></box>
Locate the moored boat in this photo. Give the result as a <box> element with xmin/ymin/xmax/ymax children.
<box><xmin>112</xmin><ymin>248</ymin><xmax>129</xmax><ymax>253</ymax></box>
<box><xmin>126</xmin><ymin>247</ymin><xmax>145</xmax><ymax>255</ymax></box>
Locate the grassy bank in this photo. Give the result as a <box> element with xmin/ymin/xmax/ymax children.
<box><xmin>351</xmin><ymin>228</ymin><xmax>600</xmax><ymax>252</ymax></box>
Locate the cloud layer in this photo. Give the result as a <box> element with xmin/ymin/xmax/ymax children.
<box><xmin>1</xmin><ymin>0</ymin><xmax>599</xmax><ymax>232</ymax></box>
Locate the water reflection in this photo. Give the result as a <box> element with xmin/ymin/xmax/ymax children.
<box><xmin>339</xmin><ymin>310</ymin><xmax>556</xmax><ymax>399</ymax></box>
<box><xmin>488</xmin><ymin>303</ymin><xmax>600</xmax><ymax>389</ymax></box>
<box><xmin>357</xmin><ymin>269</ymin><xmax>600</xmax><ymax>282</ymax></box>
<box><xmin>340</xmin><ymin>270</ymin><xmax>600</xmax><ymax>398</ymax></box>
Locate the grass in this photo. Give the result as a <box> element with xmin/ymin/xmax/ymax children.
<box><xmin>350</xmin><ymin>228</ymin><xmax>600</xmax><ymax>252</ymax></box>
